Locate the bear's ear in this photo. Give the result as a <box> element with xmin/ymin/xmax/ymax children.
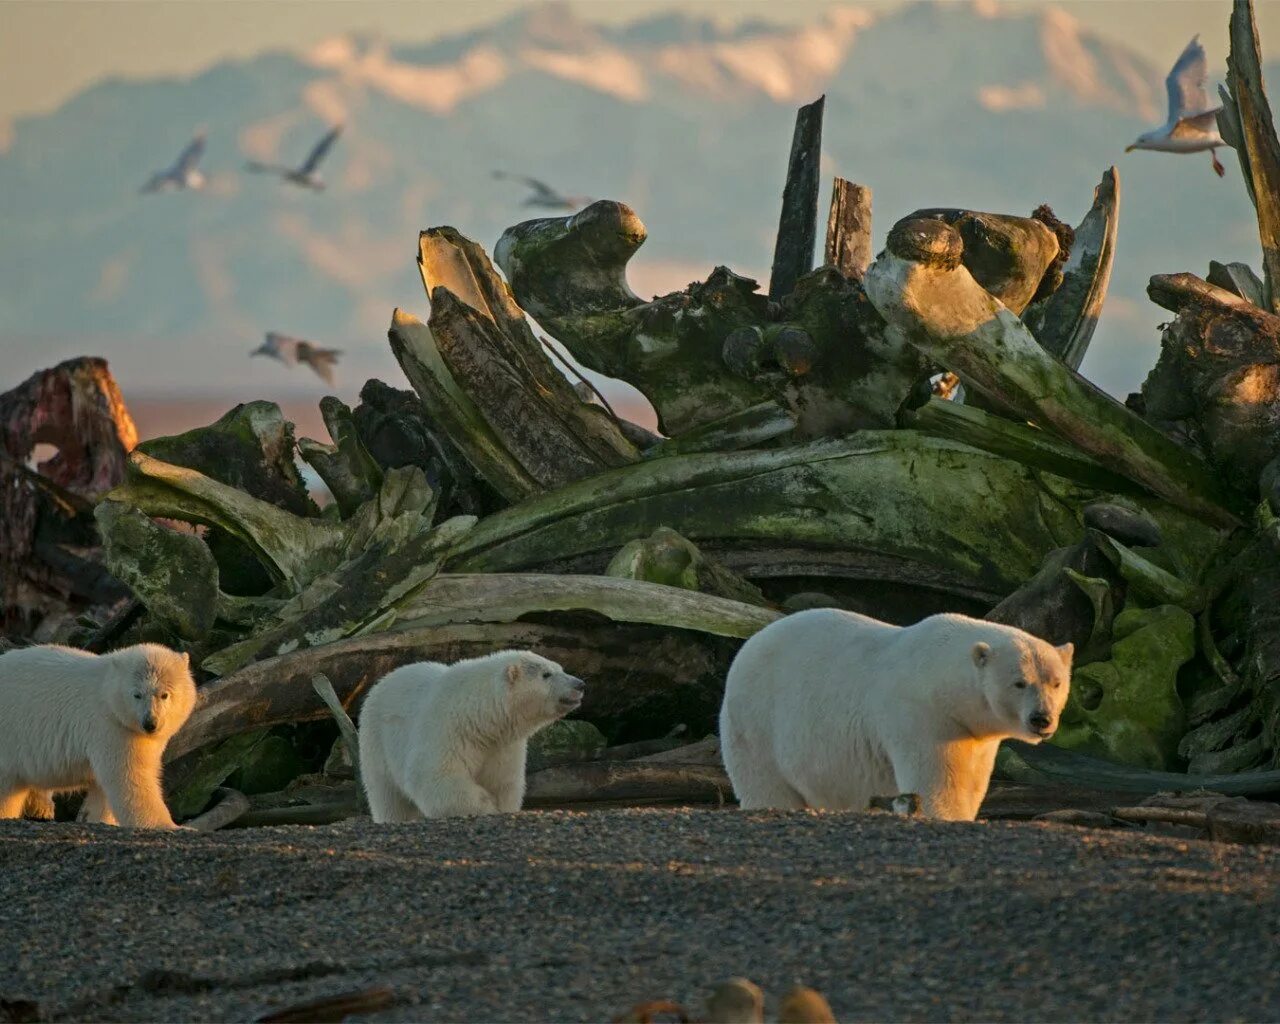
<box><xmin>505</xmin><ymin>661</ymin><xmax>522</xmax><ymax>687</ymax></box>
<box><xmin>971</xmin><ymin>641</ymin><xmax>992</xmax><ymax>667</ymax></box>
<box><xmin>1056</xmin><ymin>642</ymin><xmax>1074</xmax><ymax>665</ymax></box>
<box><xmin>181</xmin><ymin>652</ymin><xmax>190</xmax><ymax>668</ymax></box>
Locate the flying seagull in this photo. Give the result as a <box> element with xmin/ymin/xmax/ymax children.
<box><xmin>246</xmin><ymin>124</ymin><xmax>343</xmax><ymax>190</ymax></box>
<box><xmin>141</xmin><ymin>132</ymin><xmax>207</xmax><ymax>193</ymax></box>
<box><xmin>251</xmin><ymin>332</ymin><xmax>342</xmax><ymax>385</ymax></box>
<box><xmin>1126</xmin><ymin>35</ymin><xmax>1226</xmax><ymax>177</ymax></box>
<box><xmin>492</xmin><ymin>170</ymin><xmax>592</xmax><ymax>210</ymax></box>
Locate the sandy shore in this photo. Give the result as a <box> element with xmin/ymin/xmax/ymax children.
<box><xmin>1</xmin><ymin>810</ymin><xmax>1277</xmax><ymax>1022</ymax></box>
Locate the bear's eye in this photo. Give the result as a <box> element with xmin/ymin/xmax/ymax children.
<box><xmin>1013</xmin><ymin>680</ymin><xmax>1028</xmax><ymax>690</ymax></box>
<box><xmin>133</xmin><ymin>692</ymin><xmax>143</xmax><ymax>700</ymax></box>
<box><xmin>159</xmin><ymin>692</ymin><xmax>170</xmax><ymax>701</ymax></box>
<box><xmin>542</xmin><ymin>671</ymin><xmax>552</xmax><ymax>680</ymax></box>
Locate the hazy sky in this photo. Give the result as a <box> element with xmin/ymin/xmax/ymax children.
<box><xmin>5</xmin><ymin>0</ymin><xmax>1279</xmax><ymax>124</ymax></box>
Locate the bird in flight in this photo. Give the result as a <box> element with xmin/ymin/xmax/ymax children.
<box><xmin>1126</xmin><ymin>35</ymin><xmax>1226</xmax><ymax>177</ymax></box>
<box><xmin>492</xmin><ymin>170</ymin><xmax>592</xmax><ymax>210</ymax></box>
<box><xmin>246</xmin><ymin>124</ymin><xmax>343</xmax><ymax>190</ymax></box>
<box><xmin>251</xmin><ymin>332</ymin><xmax>342</xmax><ymax>385</ymax></box>
<box><xmin>141</xmin><ymin>131</ymin><xmax>207</xmax><ymax>193</ymax></box>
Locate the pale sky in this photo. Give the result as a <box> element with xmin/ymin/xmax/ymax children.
<box><xmin>4</xmin><ymin>0</ymin><xmax>1279</xmax><ymax>124</ymax></box>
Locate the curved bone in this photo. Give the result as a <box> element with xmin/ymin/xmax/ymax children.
<box><xmin>1026</xmin><ymin>167</ymin><xmax>1120</xmax><ymax>370</ymax></box>
<box><xmin>863</xmin><ymin>219</ymin><xmax>1241</xmax><ymax>528</ymax></box>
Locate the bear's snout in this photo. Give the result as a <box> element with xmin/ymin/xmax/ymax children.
<box><xmin>142</xmin><ymin>716</ymin><xmax>158</xmax><ymax>734</ymax></box>
<box><xmin>1028</xmin><ymin>711</ymin><xmax>1053</xmax><ymax>736</ymax></box>
<box><xmin>558</xmin><ymin>675</ymin><xmax>585</xmax><ymax>710</ymax></box>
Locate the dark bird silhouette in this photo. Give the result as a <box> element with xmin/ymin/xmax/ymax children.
<box><xmin>141</xmin><ymin>131</ymin><xmax>207</xmax><ymax>193</ymax></box>
<box><xmin>251</xmin><ymin>332</ymin><xmax>342</xmax><ymax>385</ymax></box>
<box><xmin>246</xmin><ymin>124</ymin><xmax>343</xmax><ymax>190</ymax></box>
<box><xmin>492</xmin><ymin>170</ymin><xmax>592</xmax><ymax>210</ymax></box>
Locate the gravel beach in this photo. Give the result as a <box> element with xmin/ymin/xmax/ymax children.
<box><xmin>2</xmin><ymin>810</ymin><xmax>1277</xmax><ymax>1023</ymax></box>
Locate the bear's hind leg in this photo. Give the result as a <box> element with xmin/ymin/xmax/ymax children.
<box><xmin>363</xmin><ymin>768</ymin><xmax>421</xmax><ymax>824</ymax></box>
<box><xmin>409</xmin><ymin>773</ymin><xmax>500</xmax><ymax>818</ymax></box>
<box><xmin>0</xmin><ymin>783</ymin><xmax>32</xmax><ymax>819</ymax></box>
<box><xmin>724</xmin><ymin>755</ymin><xmax>806</xmax><ymax>810</ymax></box>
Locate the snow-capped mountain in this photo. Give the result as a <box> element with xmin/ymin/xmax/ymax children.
<box><xmin>0</xmin><ymin>1</ymin><xmax>1269</xmax><ymax>408</ymax></box>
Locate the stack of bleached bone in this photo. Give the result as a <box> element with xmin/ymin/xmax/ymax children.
<box><xmin>30</xmin><ymin>0</ymin><xmax>1280</xmax><ymax>822</ymax></box>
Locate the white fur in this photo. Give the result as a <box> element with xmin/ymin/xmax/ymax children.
<box><xmin>358</xmin><ymin>649</ymin><xmax>584</xmax><ymax>822</ymax></box>
<box><xmin>719</xmin><ymin>610</ymin><xmax>1073</xmax><ymax>821</ymax></box>
<box><xmin>0</xmin><ymin>643</ymin><xmax>197</xmax><ymax>828</ymax></box>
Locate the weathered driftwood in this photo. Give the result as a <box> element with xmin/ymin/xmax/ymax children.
<box><xmin>297</xmin><ymin>397</ymin><xmax>383</xmax><ymax>518</ymax></box>
<box><xmin>1000</xmin><ymin>740</ymin><xmax>1280</xmax><ymax>796</ymax></box>
<box><xmin>1207</xmin><ymin>260</ymin><xmax>1267</xmax><ymax>307</ymax></box>
<box><xmin>1141</xmin><ymin>272</ymin><xmax>1280</xmax><ymax>487</ymax></box>
<box><xmin>352</xmin><ymin>379</ymin><xmax>477</xmax><ymax>515</ymax></box>
<box><xmin>824</xmin><ymin>178</ymin><xmax>873</xmax><ymax>281</ymax></box>
<box><xmin>183</xmin><ymin>787</ymin><xmax>250</xmax><ymax>831</ymax></box>
<box><xmin>863</xmin><ymin>219</ymin><xmax>1242</xmax><ymax>528</ymax></box>
<box><xmin>1218</xmin><ymin>0</ymin><xmax>1280</xmax><ymax>312</ymax></box>
<box><xmin>167</xmin><ymin>620</ymin><xmax>735</xmax><ymax>765</ymax></box>
<box><xmin>524</xmin><ymin>761</ymin><xmax>731</xmax><ymax>807</ymax></box>
<box><xmin>393</xmin><ymin>573</ymin><xmax>777</xmax><ymax>640</ymax></box>
<box><xmin>419</xmin><ymin>227</ymin><xmax>638</xmax><ymax>486</ymax></box>
<box><xmin>769</xmin><ymin>96</ymin><xmax>824</xmax><ymax>301</ymax></box>
<box><xmin>1024</xmin><ymin>167</ymin><xmax>1120</xmax><ymax>369</ymax></box>
<box><xmin>311</xmin><ymin>673</ymin><xmax>366</xmax><ymax>813</ymax></box>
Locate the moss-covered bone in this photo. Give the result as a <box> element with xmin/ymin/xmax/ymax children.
<box><xmin>864</xmin><ymin>219</ymin><xmax>1242</xmax><ymax>528</ymax></box>
<box><xmin>106</xmin><ymin>451</ymin><xmax>345</xmax><ymax>590</ymax></box>
<box><xmin>1054</xmin><ymin>604</ymin><xmax>1195</xmax><ymax>770</ymax></box>
<box><xmin>95</xmin><ymin>500</ymin><xmax>220</xmax><ymax>640</ymax></box>
<box><xmin>448</xmin><ymin>431</ymin><xmax>1217</xmax><ymax>603</ymax></box>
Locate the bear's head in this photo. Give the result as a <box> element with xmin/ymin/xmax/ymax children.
<box><xmin>105</xmin><ymin>644</ymin><xmax>198</xmax><ymax>739</ymax></box>
<box><xmin>972</xmin><ymin>633</ymin><xmax>1072</xmax><ymax>743</ymax></box>
<box><xmin>500</xmin><ymin>651</ymin><xmax>585</xmax><ymax>729</ymax></box>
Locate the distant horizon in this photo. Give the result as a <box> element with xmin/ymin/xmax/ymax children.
<box><xmin>6</xmin><ymin>0</ymin><xmax>1280</xmax><ymax>128</ymax></box>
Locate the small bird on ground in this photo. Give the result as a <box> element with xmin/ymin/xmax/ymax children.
<box><xmin>492</xmin><ymin>170</ymin><xmax>592</xmax><ymax>210</ymax></box>
<box><xmin>1126</xmin><ymin>35</ymin><xmax>1226</xmax><ymax>177</ymax></box>
<box><xmin>251</xmin><ymin>332</ymin><xmax>342</xmax><ymax>385</ymax></box>
<box><xmin>246</xmin><ymin>124</ymin><xmax>343</xmax><ymax>190</ymax></box>
<box><xmin>141</xmin><ymin>131</ymin><xmax>207</xmax><ymax>193</ymax></box>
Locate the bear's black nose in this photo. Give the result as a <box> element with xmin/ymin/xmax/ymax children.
<box><xmin>1029</xmin><ymin>713</ymin><xmax>1051</xmax><ymax>732</ymax></box>
<box><xmin>143</xmin><ymin>719</ymin><xmax>158</xmax><ymax>733</ymax></box>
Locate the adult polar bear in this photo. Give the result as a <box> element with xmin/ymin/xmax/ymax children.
<box><xmin>720</xmin><ymin>610</ymin><xmax>1072</xmax><ymax>821</ymax></box>
<box><xmin>0</xmin><ymin>643</ymin><xmax>197</xmax><ymax>828</ymax></box>
<box><xmin>359</xmin><ymin>650</ymin><xmax>585</xmax><ymax>822</ymax></box>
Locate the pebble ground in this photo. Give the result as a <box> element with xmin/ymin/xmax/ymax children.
<box><xmin>1</xmin><ymin>810</ymin><xmax>1277</xmax><ymax>1022</ymax></box>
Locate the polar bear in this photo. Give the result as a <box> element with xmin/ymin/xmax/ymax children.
<box><xmin>358</xmin><ymin>649</ymin><xmax>585</xmax><ymax>822</ymax></box>
<box><xmin>719</xmin><ymin>610</ymin><xmax>1072</xmax><ymax>821</ymax></box>
<box><xmin>0</xmin><ymin>643</ymin><xmax>197</xmax><ymax>828</ymax></box>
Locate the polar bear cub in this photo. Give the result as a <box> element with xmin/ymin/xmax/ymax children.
<box><xmin>359</xmin><ymin>649</ymin><xmax>585</xmax><ymax>822</ymax></box>
<box><xmin>0</xmin><ymin>643</ymin><xmax>198</xmax><ymax>828</ymax></box>
<box><xmin>720</xmin><ymin>610</ymin><xmax>1072</xmax><ymax>821</ymax></box>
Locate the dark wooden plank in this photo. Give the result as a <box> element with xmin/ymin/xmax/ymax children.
<box><xmin>824</xmin><ymin>177</ymin><xmax>872</xmax><ymax>280</ymax></box>
<box><xmin>769</xmin><ymin>96</ymin><xmax>825</xmax><ymax>300</ymax></box>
